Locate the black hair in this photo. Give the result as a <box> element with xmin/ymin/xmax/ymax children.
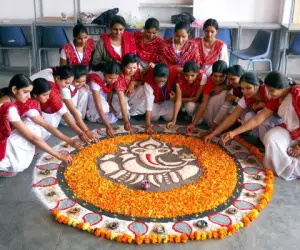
<box><xmin>212</xmin><ymin>60</ymin><xmax>227</xmax><ymax>74</ymax></box>
<box><xmin>102</xmin><ymin>61</ymin><xmax>123</xmax><ymax>75</ymax></box>
<box><xmin>144</xmin><ymin>17</ymin><xmax>159</xmax><ymax>30</ymax></box>
<box><xmin>31</xmin><ymin>78</ymin><xmax>52</xmax><ymax>96</ymax></box>
<box><xmin>52</xmin><ymin>65</ymin><xmax>74</xmax><ymax>80</ymax></box>
<box><xmin>154</xmin><ymin>63</ymin><xmax>170</xmax><ymax>78</ymax></box>
<box><xmin>73</xmin><ymin>64</ymin><xmax>88</xmax><ymax>79</ymax></box>
<box><xmin>239</xmin><ymin>72</ymin><xmax>260</xmax><ymax>86</ymax></box>
<box><xmin>227</xmin><ymin>65</ymin><xmax>245</xmax><ymax>77</ymax></box>
<box><xmin>0</xmin><ymin>74</ymin><xmax>32</xmax><ymax>98</ymax></box>
<box><xmin>174</xmin><ymin>21</ymin><xmax>190</xmax><ymax>33</ymax></box>
<box><xmin>183</xmin><ymin>61</ymin><xmax>199</xmax><ymax>73</ymax></box>
<box><xmin>121</xmin><ymin>53</ymin><xmax>140</xmax><ymax>66</ymax></box>
<box><xmin>264</xmin><ymin>71</ymin><xmax>291</xmax><ymax>89</ymax></box>
<box><xmin>203</xmin><ymin>18</ymin><xmax>219</xmax><ymax>30</ymax></box>
<box><xmin>110</xmin><ymin>15</ymin><xmax>127</xmax><ymax>28</ymax></box>
<box><xmin>73</xmin><ymin>24</ymin><xmax>88</xmax><ymax>38</ymax></box>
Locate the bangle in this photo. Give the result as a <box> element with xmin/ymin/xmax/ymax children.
<box><xmin>84</xmin><ymin>129</ymin><xmax>90</xmax><ymax>133</ymax></box>
<box><xmin>296</xmin><ymin>144</ymin><xmax>300</xmax><ymax>150</ymax></box>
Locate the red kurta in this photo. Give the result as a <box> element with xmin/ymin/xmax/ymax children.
<box><xmin>16</xmin><ymin>98</ymin><xmax>41</xmax><ymax>117</ymax></box>
<box><xmin>87</xmin><ymin>73</ymin><xmax>113</xmax><ymax>94</ymax></box>
<box><xmin>177</xmin><ymin>72</ymin><xmax>203</xmax><ymax>98</ymax></box>
<box><xmin>0</xmin><ymin>102</ymin><xmax>17</xmax><ymax>161</ymax></box>
<box><xmin>41</xmin><ymin>82</ymin><xmax>63</xmax><ymax>114</ymax></box>
<box><xmin>60</xmin><ymin>38</ymin><xmax>94</xmax><ymax>66</ymax></box>
<box><xmin>195</xmin><ymin>38</ymin><xmax>224</xmax><ymax>66</ymax></box>
<box><xmin>113</xmin><ymin>69</ymin><xmax>143</xmax><ymax>96</ymax></box>
<box><xmin>244</xmin><ymin>84</ymin><xmax>269</xmax><ymax>112</ymax></box>
<box><xmin>101</xmin><ymin>31</ymin><xmax>137</xmax><ymax>62</ymax></box>
<box><xmin>134</xmin><ymin>30</ymin><xmax>162</xmax><ymax>63</ymax></box>
<box><xmin>159</xmin><ymin>38</ymin><xmax>200</xmax><ymax>67</ymax></box>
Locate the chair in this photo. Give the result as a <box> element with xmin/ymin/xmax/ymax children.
<box><xmin>230</xmin><ymin>30</ymin><xmax>273</xmax><ymax>73</ymax></box>
<box><xmin>279</xmin><ymin>33</ymin><xmax>300</xmax><ymax>75</ymax></box>
<box><xmin>38</xmin><ymin>27</ymin><xmax>69</xmax><ymax>70</ymax></box>
<box><xmin>0</xmin><ymin>27</ymin><xmax>32</xmax><ymax>75</ymax></box>
<box><xmin>164</xmin><ymin>28</ymin><xmax>174</xmax><ymax>40</ymax></box>
<box><xmin>216</xmin><ymin>28</ymin><xmax>232</xmax><ymax>49</ymax></box>
<box><xmin>126</xmin><ymin>28</ymin><xmax>138</xmax><ymax>33</ymax></box>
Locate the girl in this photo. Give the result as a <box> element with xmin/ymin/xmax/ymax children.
<box><xmin>92</xmin><ymin>15</ymin><xmax>136</xmax><ymax>70</ymax></box>
<box><xmin>134</xmin><ymin>17</ymin><xmax>163</xmax><ymax>71</ymax></box>
<box><xmin>212</xmin><ymin>65</ymin><xmax>245</xmax><ymax>128</ymax></box>
<box><xmin>144</xmin><ymin>63</ymin><xmax>178</xmax><ymax>134</ymax></box>
<box><xmin>204</xmin><ymin>72</ymin><xmax>280</xmax><ymax>144</ymax></box>
<box><xmin>30</xmin><ymin>66</ymin><xmax>92</xmax><ymax>144</ymax></box>
<box><xmin>195</xmin><ymin>18</ymin><xmax>229</xmax><ymax>76</ymax></box>
<box><xmin>60</xmin><ymin>24</ymin><xmax>94</xmax><ymax>66</ymax></box>
<box><xmin>111</xmin><ymin>53</ymin><xmax>146</xmax><ymax>131</ymax></box>
<box><xmin>221</xmin><ymin>71</ymin><xmax>299</xmax><ymax>181</ymax></box>
<box><xmin>186</xmin><ymin>60</ymin><xmax>228</xmax><ymax>133</ymax></box>
<box><xmin>167</xmin><ymin>61</ymin><xmax>207</xmax><ymax>129</ymax></box>
<box><xmin>86</xmin><ymin>61</ymin><xmax>122</xmax><ymax>137</ymax></box>
<box><xmin>160</xmin><ymin>21</ymin><xmax>200</xmax><ymax>71</ymax></box>
<box><xmin>0</xmin><ymin>74</ymin><xmax>72</xmax><ymax>177</ymax></box>
<box><xmin>16</xmin><ymin>78</ymin><xmax>82</xmax><ymax>150</ymax></box>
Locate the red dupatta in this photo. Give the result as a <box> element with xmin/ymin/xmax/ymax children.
<box><xmin>134</xmin><ymin>30</ymin><xmax>162</xmax><ymax>63</ymax></box>
<box><xmin>87</xmin><ymin>73</ymin><xmax>113</xmax><ymax>94</ymax></box>
<box><xmin>160</xmin><ymin>38</ymin><xmax>200</xmax><ymax>67</ymax></box>
<box><xmin>177</xmin><ymin>72</ymin><xmax>203</xmax><ymax>98</ymax></box>
<box><xmin>60</xmin><ymin>38</ymin><xmax>94</xmax><ymax>66</ymax></box>
<box><xmin>195</xmin><ymin>38</ymin><xmax>224</xmax><ymax>66</ymax></box>
<box><xmin>16</xmin><ymin>98</ymin><xmax>41</xmax><ymax>117</ymax></box>
<box><xmin>244</xmin><ymin>84</ymin><xmax>269</xmax><ymax>112</ymax></box>
<box><xmin>0</xmin><ymin>102</ymin><xmax>17</xmax><ymax>161</ymax></box>
<box><xmin>41</xmin><ymin>81</ymin><xmax>63</xmax><ymax>114</ymax></box>
<box><xmin>101</xmin><ymin>31</ymin><xmax>137</xmax><ymax>61</ymax></box>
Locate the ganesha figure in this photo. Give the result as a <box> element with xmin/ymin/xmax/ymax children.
<box><xmin>98</xmin><ymin>137</ymin><xmax>200</xmax><ymax>187</ymax></box>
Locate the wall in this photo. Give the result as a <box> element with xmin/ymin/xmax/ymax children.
<box><xmin>0</xmin><ymin>0</ymin><xmax>299</xmax><ymax>76</ymax></box>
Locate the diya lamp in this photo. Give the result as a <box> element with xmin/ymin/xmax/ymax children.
<box><xmin>141</xmin><ymin>180</ymin><xmax>151</xmax><ymax>190</ymax></box>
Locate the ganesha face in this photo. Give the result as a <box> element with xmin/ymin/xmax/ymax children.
<box><xmin>98</xmin><ymin>138</ymin><xmax>201</xmax><ymax>188</ymax></box>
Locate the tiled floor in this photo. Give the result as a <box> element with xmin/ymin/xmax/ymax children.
<box><xmin>1</xmin><ymin>71</ymin><xmax>300</xmax><ymax>250</ymax></box>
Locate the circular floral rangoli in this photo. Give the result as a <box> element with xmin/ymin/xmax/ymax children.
<box><xmin>33</xmin><ymin>125</ymin><xmax>274</xmax><ymax>244</ymax></box>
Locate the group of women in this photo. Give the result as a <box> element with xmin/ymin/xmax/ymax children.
<box><xmin>0</xmin><ymin>14</ymin><xmax>299</xmax><ymax>181</ymax></box>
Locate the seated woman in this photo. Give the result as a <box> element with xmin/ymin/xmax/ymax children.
<box><xmin>92</xmin><ymin>15</ymin><xmax>136</xmax><ymax>70</ymax></box>
<box><xmin>160</xmin><ymin>21</ymin><xmax>200</xmax><ymax>71</ymax></box>
<box><xmin>134</xmin><ymin>17</ymin><xmax>163</xmax><ymax>71</ymax></box>
<box><xmin>16</xmin><ymin>78</ymin><xmax>82</xmax><ymax>150</ymax></box>
<box><xmin>167</xmin><ymin>61</ymin><xmax>207</xmax><ymax>129</ymax></box>
<box><xmin>0</xmin><ymin>74</ymin><xmax>72</xmax><ymax>177</ymax></box>
<box><xmin>111</xmin><ymin>53</ymin><xmax>146</xmax><ymax>131</ymax></box>
<box><xmin>86</xmin><ymin>61</ymin><xmax>122</xmax><ymax>137</ymax></box>
<box><xmin>186</xmin><ymin>60</ymin><xmax>228</xmax><ymax>133</ymax></box>
<box><xmin>60</xmin><ymin>24</ymin><xmax>94</xmax><ymax>67</ymax></box>
<box><xmin>221</xmin><ymin>71</ymin><xmax>299</xmax><ymax>181</ymax></box>
<box><xmin>204</xmin><ymin>72</ymin><xmax>280</xmax><ymax>144</ymax></box>
<box><xmin>195</xmin><ymin>18</ymin><xmax>229</xmax><ymax>76</ymax></box>
<box><xmin>212</xmin><ymin>65</ymin><xmax>245</xmax><ymax>128</ymax></box>
<box><xmin>144</xmin><ymin>63</ymin><xmax>178</xmax><ymax>134</ymax></box>
<box><xmin>30</xmin><ymin>66</ymin><xmax>94</xmax><ymax>144</ymax></box>
<box><xmin>60</xmin><ymin>64</ymin><xmax>89</xmax><ymax>122</ymax></box>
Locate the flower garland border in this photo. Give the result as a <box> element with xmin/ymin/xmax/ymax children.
<box><xmin>51</xmin><ymin>135</ymin><xmax>274</xmax><ymax>245</ymax></box>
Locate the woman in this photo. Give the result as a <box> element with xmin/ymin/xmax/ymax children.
<box><xmin>195</xmin><ymin>18</ymin><xmax>229</xmax><ymax>76</ymax></box>
<box><xmin>92</xmin><ymin>15</ymin><xmax>136</xmax><ymax>70</ymax></box>
<box><xmin>60</xmin><ymin>24</ymin><xmax>94</xmax><ymax>66</ymax></box>
<box><xmin>16</xmin><ymin>78</ymin><xmax>83</xmax><ymax>150</ymax></box>
<box><xmin>186</xmin><ymin>60</ymin><xmax>228</xmax><ymax>133</ymax></box>
<box><xmin>86</xmin><ymin>61</ymin><xmax>122</xmax><ymax>137</ymax></box>
<box><xmin>30</xmin><ymin>66</ymin><xmax>93</xmax><ymax>144</ymax></box>
<box><xmin>0</xmin><ymin>74</ymin><xmax>72</xmax><ymax>177</ymax></box>
<box><xmin>111</xmin><ymin>53</ymin><xmax>146</xmax><ymax>132</ymax></box>
<box><xmin>212</xmin><ymin>65</ymin><xmax>245</xmax><ymax>128</ymax></box>
<box><xmin>167</xmin><ymin>61</ymin><xmax>207</xmax><ymax>129</ymax></box>
<box><xmin>144</xmin><ymin>63</ymin><xmax>178</xmax><ymax>134</ymax></box>
<box><xmin>134</xmin><ymin>17</ymin><xmax>163</xmax><ymax>71</ymax></box>
<box><xmin>204</xmin><ymin>72</ymin><xmax>280</xmax><ymax>144</ymax></box>
<box><xmin>160</xmin><ymin>21</ymin><xmax>200</xmax><ymax>71</ymax></box>
<box><xmin>221</xmin><ymin>71</ymin><xmax>299</xmax><ymax>181</ymax></box>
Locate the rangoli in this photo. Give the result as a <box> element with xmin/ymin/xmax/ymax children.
<box><xmin>33</xmin><ymin>125</ymin><xmax>274</xmax><ymax>245</ymax></box>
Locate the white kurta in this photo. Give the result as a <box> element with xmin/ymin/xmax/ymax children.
<box><xmin>0</xmin><ymin>106</ymin><xmax>41</xmax><ymax>173</ymax></box>
<box><xmin>144</xmin><ymin>83</ymin><xmax>174</xmax><ymax>121</ymax></box>
<box><xmin>86</xmin><ymin>80</ymin><xmax>118</xmax><ymax>124</ymax></box>
<box><xmin>263</xmin><ymin>94</ymin><xmax>300</xmax><ymax>180</ymax></box>
<box><xmin>112</xmin><ymin>85</ymin><xmax>146</xmax><ymax>119</ymax></box>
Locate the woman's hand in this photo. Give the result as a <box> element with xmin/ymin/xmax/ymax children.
<box><xmin>214</xmin><ymin>85</ymin><xmax>227</xmax><ymax>95</ymax></box>
<box><xmin>106</xmin><ymin>125</ymin><xmax>115</xmax><ymax>138</ymax></box>
<box><xmin>78</xmin><ymin>131</ymin><xmax>90</xmax><ymax>144</ymax></box>
<box><xmin>221</xmin><ymin>131</ymin><xmax>236</xmax><ymax>144</ymax></box>
<box><xmin>145</xmin><ymin>124</ymin><xmax>155</xmax><ymax>134</ymax></box>
<box><xmin>85</xmin><ymin>130</ymin><xmax>99</xmax><ymax>143</ymax></box>
<box><xmin>125</xmin><ymin>82</ymin><xmax>135</xmax><ymax>96</ymax></box>
<box><xmin>69</xmin><ymin>140</ymin><xmax>83</xmax><ymax>150</ymax></box>
<box><xmin>124</xmin><ymin>120</ymin><xmax>131</xmax><ymax>132</ymax></box>
<box><xmin>203</xmin><ymin>133</ymin><xmax>215</xmax><ymax>144</ymax></box>
<box><xmin>169</xmin><ymin>91</ymin><xmax>176</xmax><ymax>101</ymax></box>
<box><xmin>167</xmin><ymin>120</ymin><xmax>176</xmax><ymax>130</ymax></box>
<box><xmin>58</xmin><ymin>153</ymin><xmax>73</xmax><ymax>165</ymax></box>
<box><xmin>186</xmin><ymin>123</ymin><xmax>196</xmax><ymax>134</ymax></box>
